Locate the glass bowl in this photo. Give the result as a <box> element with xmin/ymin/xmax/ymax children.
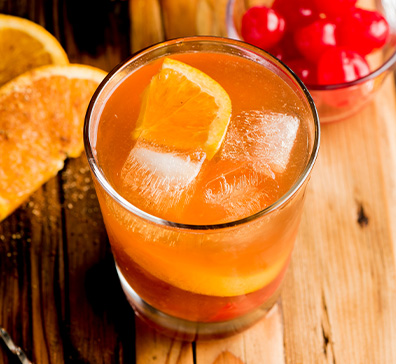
<box><xmin>226</xmin><ymin>0</ymin><xmax>396</xmax><ymax>123</ymax></box>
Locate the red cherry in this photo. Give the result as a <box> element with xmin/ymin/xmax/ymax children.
<box><xmin>272</xmin><ymin>0</ymin><xmax>319</xmax><ymax>30</ymax></box>
<box><xmin>294</xmin><ymin>19</ymin><xmax>337</xmax><ymax>63</ymax></box>
<box><xmin>269</xmin><ymin>32</ymin><xmax>301</xmax><ymax>61</ymax></box>
<box><xmin>312</xmin><ymin>0</ymin><xmax>357</xmax><ymax>18</ymax></box>
<box><xmin>286</xmin><ymin>58</ymin><xmax>317</xmax><ymax>85</ymax></box>
<box><xmin>317</xmin><ymin>47</ymin><xmax>370</xmax><ymax>84</ymax></box>
<box><xmin>337</xmin><ymin>8</ymin><xmax>390</xmax><ymax>55</ymax></box>
<box><xmin>241</xmin><ymin>6</ymin><xmax>285</xmax><ymax>50</ymax></box>
<box><xmin>268</xmin><ymin>45</ymin><xmax>285</xmax><ymax>61</ymax></box>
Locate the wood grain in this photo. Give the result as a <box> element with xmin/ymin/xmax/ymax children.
<box><xmin>130</xmin><ymin>0</ymin><xmax>164</xmax><ymax>53</ymax></box>
<box><xmin>0</xmin><ymin>0</ymin><xmax>396</xmax><ymax>363</ymax></box>
<box><xmin>0</xmin><ymin>1</ymin><xmax>133</xmax><ymax>363</ymax></box>
<box><xmin>376</xmin><ymin>76</ymin><xmax>396</xmax><ymax>261</ymax></box>
<box><xmin>128</xmin><ymin>0</ymin><xmax>396</xmax><ymax>363</ymax></box>
<box><xmin>130</xmin><ymin>0</ymin><xmax>229</xmax><ymax>54</ymax></box>
<box><xmin>196</xmin><ymin>305</ymin><xmax>284</xmax><ymax>364</ymax></box>
<box><xmin>135</xmin><ymin>317</ymin><xmax>194</xmax><ymax>364</ymax></box>
<box><xmin>281</xmin><ymin>81</ymin><xmax>396</xmax><ymax>364</ymax></box>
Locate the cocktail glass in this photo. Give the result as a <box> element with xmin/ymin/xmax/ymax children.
<box><xmin>84</xmin><ymin>37</ymin><xmax>320</xmax><ymax>341</ymax></box>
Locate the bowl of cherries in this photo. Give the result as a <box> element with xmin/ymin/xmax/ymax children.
<box><xmin>226</xmin><ymin>0</ymin><xmax>396</xmax><ymax>123</ymax></box>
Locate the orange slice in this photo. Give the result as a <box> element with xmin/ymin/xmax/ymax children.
<box><xmin>0</xmin><ymin>64</ymin><xmax>107</xmax><ymax>221</ymax></box>
<box><xmin>133</xmin><ymin>57</ymin><xmax>232</xmax><ymax>160</ymax></box>
<box><xmin>128</xmin><ymin>242</ymin><xmax>291</xmax><ymax>297</ymax></box>
<box><xmin>0</xmin><ymin>14</ymin><xmax>69</xmax><ymax>87</ymax></box>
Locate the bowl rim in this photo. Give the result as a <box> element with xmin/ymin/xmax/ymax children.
<box><xmin>225</xmin><ymin>0</ymin><xmax>396</xmax><ymax>91</ymax></box>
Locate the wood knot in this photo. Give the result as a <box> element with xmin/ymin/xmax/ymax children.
<box><xmin>213</xmin><ymin>351</ymin><xmax>245</xmax><ymax>364</ymax></box>
<box><xmin>357</xmin><ymin>203</ymin><xmax>369</xmax><ymax>227</ymax></box>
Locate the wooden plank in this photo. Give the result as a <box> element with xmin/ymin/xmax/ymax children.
<box><xmin>281</xmin><ymin>82</ymin><xmax>396</xmax><ymax>363</ymax></box>
<box><xmin>0</xmin><ymin>1</ymin><xmax>132</xmax><ymax>363</ymax></box>
<box><xmin>0</xmin><ymin>3</ymin><xmax>65</xmax><ymax>364</ymax></box>
<box><xmin>58</xmin><ymin>3</ymin><xmax>136</xmax><ymax>363</ymax></box>
<box><xmin>0</xmin><ymin>197</ymin><xmax>48</xmax><ymax>364</ymax></box>
<box><xmin>135</xmin><ymin>317</ymin><xmax>194</xmax><ymax>364</ymax></box>
<box><xmin>59</xmin><ymin>157</ymin><xmax>136</xmax><ymax>363</ymax></box>
<box><xmin>375</xmin><ymin>77</ymin><xmax>396</xmax><ymax>259</ymax></box>
<box><xmin>148</xmin><ymin>0</ymin><xmax>229</xmax><ymax>41</ymax></box>
<box><xmin>195</xmin><ymin>0</ymin><xmax>229</xmax><ymax>36</ymax></box>
<box><xmin>195</xmin><ymin>305</ymin><xmax>285</xmax><ymax>364</ymax></box>
<box><xmin>29</xmin><ymin>179</ymin><xmax>65</xmax><ymax>364</ymax></box>
<box><xmin>130</xmin><ymin>0</ymin><xmax>164</xmax><ymax>53</ymax></box>
<box><xmin>161</xmin><ymin>0</ymin><xmax>199</xmax><ymax>38</ymax></box>
<box><xmin>62</xmin><ymin>0</ymin><xmax>130</xmax><ymax>69</ymax></box>
<box><xmin>0</xmin><ymin>178</ymin><xmax>66</xmax><ymax>364</ymax></box>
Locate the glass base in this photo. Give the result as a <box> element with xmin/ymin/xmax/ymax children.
<box><xmin>116</xmin><ymin>264</ymin><xmax>281</xmax><ymax>341</ymax></box>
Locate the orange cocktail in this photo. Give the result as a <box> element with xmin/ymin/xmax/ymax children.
<box><xmin>84</xmin><ymin>37</ymin><xmax>320</xmax><ymax>340</ymax></box>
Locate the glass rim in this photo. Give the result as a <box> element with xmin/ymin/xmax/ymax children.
<box><xmin>225</xmin><ymin>0</ymin><xmax>396</xmax><ymax>91</ymax></box>
<box><xmin>84</xmin><ymin>36</ymin><xmax>320</xmax><ymax>231</ymax></box>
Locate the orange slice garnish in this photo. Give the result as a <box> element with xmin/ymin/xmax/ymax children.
<box><xmin>0</xmin><ymin>14</ymin><xmax>69</xmax><ymax>87</ymax></box>
<box><xmin>133</xmin><ymin>57</ymin><xmax>232</xmax><ymax>160</ymax></box>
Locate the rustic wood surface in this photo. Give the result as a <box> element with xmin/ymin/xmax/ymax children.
<box><xmin>1</xmin><ymin>0</ymin><xmax>396</xmax><ymax>363</ymax></box>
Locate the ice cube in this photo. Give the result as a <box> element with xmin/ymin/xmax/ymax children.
<box><xmin>182</xmin><ymin>110</ymin><xmax>299</xmax><ymax>223</ymax></box>
<box><xmin>204</xmin><ymin>167</ymin><xmax>265</xmax><ymax>220</ymax></box>
<box><xmin>120</xmin><ymin>139</ymin><xmax>205</xmax><ymax>216</ymax></box>
<box><xmin>221</xmin><ymin>110</ymin><xmax>300</xmax><ymax>176</ymax></box>
<box><xmin>184</xmin><ymin>160</ymin><xmax>280</xmax><ymax>224</ymax></box>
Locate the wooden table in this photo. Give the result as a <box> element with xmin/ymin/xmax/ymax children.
<box><xmin>1</xmin><ymin>0</ymin><xmax>396</xmax><ymax>363</ymax></box>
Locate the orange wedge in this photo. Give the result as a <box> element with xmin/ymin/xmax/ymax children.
<box><xmin>0</xmin><ymin>64</ymin><xmax>107</xmax><ymax>221</ymax></box>
<box><xmin>0</xmin><ymin>14</ymin><xmax>69</xmax><ymax>87</ymax></box>
<box><xmin>133</xmin><ymin>57</ymin><xmax>232</xmax><ymax>160</ymax></box>
<box><xmin>124</xmin><ymin>240</ymin><xmax>291</xmax><ymax>296</ymax></box>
